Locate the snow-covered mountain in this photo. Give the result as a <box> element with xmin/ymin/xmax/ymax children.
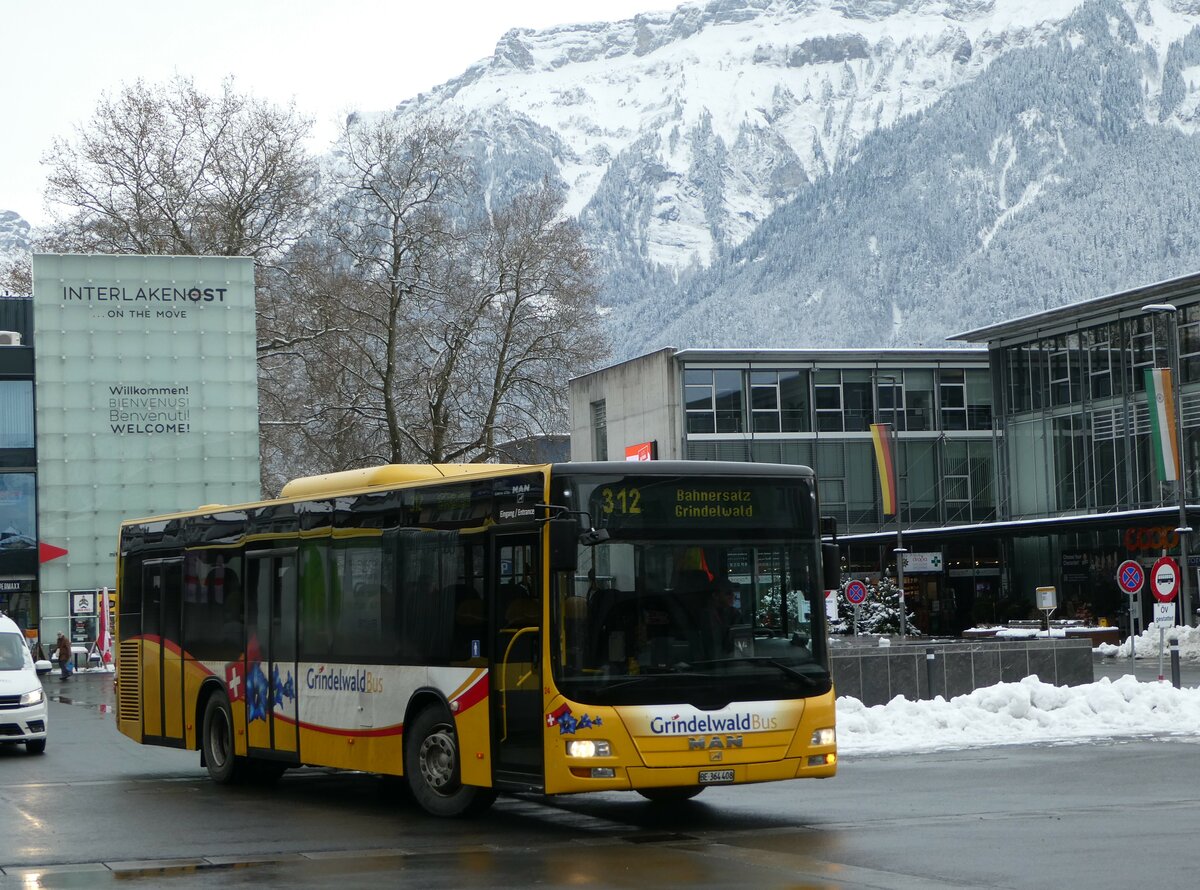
<box><xmin>391</xmin><ymin>0</ymin><xmax>1200</xmax><ymax>355</ymax></box>
<box><xmin>0</xmin><ymin>210</ymin><xmax>31</xmax><ymax>267</ymax></box>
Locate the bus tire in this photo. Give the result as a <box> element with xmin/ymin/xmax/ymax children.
<box><xmin>201</xmin><ymin>692</ymin><xmax>245</xmax><ymax>784</ymax></box>
<box><xmin>637</xmin><ymin>786</ymin><xmax>705</xmax><ymax>803</ymax></box>
<box><xmin>404</xmin><ymin>706</ymin><xmax>496</xmax><ymax>817</ymax></box>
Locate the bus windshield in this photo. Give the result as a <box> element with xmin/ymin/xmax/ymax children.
<box><xmin>552</xmin><ymin>473</ymin><xmax>830</xmax><ymax>708</ymax></box>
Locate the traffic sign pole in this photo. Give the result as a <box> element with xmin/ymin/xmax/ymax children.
<box><xmin>844</xmin><ymin>580</ymin><xmax>868</xmax><ymax>637</ymax></box>
<box><xmin>1116</xmin><ymin>560</ymin><xmax>1145</xmax><ymax>659</ymax></box>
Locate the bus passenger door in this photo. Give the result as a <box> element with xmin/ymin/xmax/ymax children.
<box><xmin>490</xmin><ymin>533</ymin><xmax>544</xmax><ymax>788</ymax></box>
<box><xmin>244</xmin><ymin>550</ymin><xmax>299</xmax><ymax>759</ymax></box>
<box><xmin>141</xmin><ymin>558</ymin><xmax>184</xmax><ymax>745</ymax></box>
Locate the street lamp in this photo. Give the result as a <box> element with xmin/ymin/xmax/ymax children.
<box><xmin>1142</xmin><ymin>303</ymin><xmax>1194</xmax><ymax>626</ymax></box>
<box><xmin>878</xmin><ymin>374</ymin><xmax>908</xmax><ymax>639</ymax></box>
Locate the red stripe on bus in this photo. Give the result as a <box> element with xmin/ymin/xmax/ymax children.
<box><xmin>451</xmin><ymin>671</ymin><xmax>490</xmax><ymax>714</ymax></box>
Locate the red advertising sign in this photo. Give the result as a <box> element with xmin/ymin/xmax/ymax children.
<box><xmin>624</xmin><ymin>441</ymin><xmax>656</xmax><ymax>461</ymax></box>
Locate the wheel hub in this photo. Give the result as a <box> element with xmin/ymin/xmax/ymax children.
<box><xmin>419</xmin><ymin>726</ymin><xmax>457</xmax><ymax>793</ymax></box>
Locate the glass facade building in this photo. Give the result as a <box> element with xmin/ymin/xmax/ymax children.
<box><xmin>30</xmin><ymin>254</ymin><xmax>260</xmax><ymax>644</ymax></box>
<box><xmin>570</xmin><ymin>348</ymin><xmax>996</xmax><ymax>636</ymax></box>
<box><xmin>955</xmin><ymin>272</ymin><xmax>1200</xmax><ymax>633</ymax></box>
<box><xmin>0</xmin><ymin>297</ymin><xmax>36</xmax><ymax>631</ymax></box>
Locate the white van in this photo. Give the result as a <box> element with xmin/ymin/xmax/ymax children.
<box><xmin>0</xmin><ymin>615</ymin><xmax>49</xmax><ymax>754</ymax></box>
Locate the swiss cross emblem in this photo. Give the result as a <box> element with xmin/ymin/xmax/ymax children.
<box><xmin>225</xmin><ymin>662</ymin><xmax>245</xmax><ymax>702</ymax></box>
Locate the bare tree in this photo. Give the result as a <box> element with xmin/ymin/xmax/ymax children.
<box><xmin>410</xmin><ymin>179</ymin><xmax>607</xmax><ymax>462</ymax></box>
<box><xmin>42</xmin><ymin>76</ymin><xmax>317</xmax><ymax>260</ymax></box>
<box><xmin>0</xmin><ymin>256</ymin><xmax>31</xmax><ymax>296</ymax></box>
<box><xmin>303</xmin><ymin>114</ymin><xmax>474</xmax><ymax>465</ymax></box>
<box><xmin>41</xmin><ymin>77</ymin><xmax>341</xmax><ymax>493</ymax></box>
<box><xmin>289</xmin><ymin>112</ymin><xmax>608</xmax><ymax>470</ymax></box>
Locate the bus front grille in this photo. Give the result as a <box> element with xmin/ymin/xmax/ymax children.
<box><xmin>117</xmin><ymin>641</ymin><xmax>140</xmax><ymax>725</ymax></box>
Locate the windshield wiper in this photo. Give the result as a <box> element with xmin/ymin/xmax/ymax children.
<box><xmin>584</xmin><ymin>668</ymin><xmax>708</xmax><ymax>694</ymax></box>
<box><xmin>684</xmin><ymin>657</ymin><xmax>826</xmax><ymax>687</ymax></box>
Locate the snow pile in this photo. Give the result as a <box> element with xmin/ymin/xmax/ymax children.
<box><xmin>836</xmin><ymin>674</ymin><xmax>1200</xmax><ymax>755</ymax></box>
<box><xmin>1095</xmin><ymin>624</ymin><xmax>1200</xmax><ymax>659</ymax></box>
<box><xmin>994</xmin><ymin>627</ymin><xmax>1065</xmax><ymax>638</ymax></box>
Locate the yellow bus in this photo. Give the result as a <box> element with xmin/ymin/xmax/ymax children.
<box><xmin>115</xmin><ymin>460</ymin><xmax>838</xmax><ymax>816</ymax></box>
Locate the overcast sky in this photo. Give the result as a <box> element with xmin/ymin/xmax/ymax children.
<box><xmin>2</xmin><ymin>0</ymin><xmax>670</xmax><ymax>226</ymax></box>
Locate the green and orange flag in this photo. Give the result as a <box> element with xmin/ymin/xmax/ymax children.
<box><xmin>870</xmin><ymin>422</ymin><xmax>898</xmax><ymax>517</ymax></box>
<box><xmin>1146</xmin><ymin>368</ymin><xmax>1180</xmax><ymax>482</ymax></box>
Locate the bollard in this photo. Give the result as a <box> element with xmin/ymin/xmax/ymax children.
<box><xmin>925</xmin><ymin>647</ymin><xmax>936</xmax><ymax>700</ymax></box>
<box><xmin>1170</xmin><ymin>638</ymin><xmax>1182</xmax><ymax>689</ymax></box>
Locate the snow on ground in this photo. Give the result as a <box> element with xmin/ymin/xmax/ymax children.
<box><xmin>837</xmin><ymin>674</ymin><xmax>1200</xmax><ymax>756</ymax></box>
<box><xmin>1095</xmin><ymin>623</ymin><xmax>1200</xmax><ymax>659</ymax></box>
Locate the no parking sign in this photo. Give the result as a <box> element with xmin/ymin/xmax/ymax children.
<box><xmin>1116</xmin><ymin>560</ymin><xmax>1144</xmax><ymax>596</ymax></box>
<box><xmin>845</xmin><ymin>580</ymin><xmax>868</xmax><ymax>605</ymax></box>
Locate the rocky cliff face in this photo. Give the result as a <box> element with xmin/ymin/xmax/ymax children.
<box><xmin>379</xmin><ymin>1</ymin><xmax>1200</xmax><ymax>356</ymax></box>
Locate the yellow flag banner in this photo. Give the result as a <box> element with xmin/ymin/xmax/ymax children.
<box><xmin>870</xmin><ymin>423</ymin><xmax>898</xmax><ymax>517</ymax></box>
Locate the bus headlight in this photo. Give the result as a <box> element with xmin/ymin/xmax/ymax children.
<box><xmin>810</xmin><ymin>727</ymin><xmax>835</xmax><ymax>746</ymax></box>
<box><xmin>20</xmin><ymin>688</ymin><xmax>44</xmax><ymax>706</ymax></box>
<box><xmin>566</xmin><ymin>739</ymin><xmax>611</xmax><ymax>758</ymax></box>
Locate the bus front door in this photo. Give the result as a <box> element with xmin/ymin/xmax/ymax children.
<box><xmin>490</xmin><ymin>533</ymin><xmax>544</xmax><ymax>788</ymax></box>
<box><xmin>244</xmin><ymin>550</ymin><xmax>299</xmax><ymax>760</ymax></box>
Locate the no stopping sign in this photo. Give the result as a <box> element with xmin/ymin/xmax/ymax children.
<box><xmin>845</xmin><ymin>580</ymin><xmax>868</xmax><ymax>605</ymax></box>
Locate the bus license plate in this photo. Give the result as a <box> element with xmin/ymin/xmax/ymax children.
<box><xmin>699</xmin><ymin>769</ymin><xmax>734</xmax><ymax>785</ymax></box>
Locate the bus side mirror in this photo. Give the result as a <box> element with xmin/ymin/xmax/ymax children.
<box><xmin>822</xmin><ymin>543</ymin><xmax>841</xmax><ymax>592</ymax></box>
<box><xmin>549</xmin><ymin>518</ymin><xmax>580</xmax><ymax>572</ymax></box>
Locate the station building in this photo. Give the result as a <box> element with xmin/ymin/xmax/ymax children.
<box><xmin>0</xmin><ymin>254</ymin><xmax>260</xmax><ymax>649</ymax></box>
<box><xmin>570</xmin><ymin>272</ymin><xmax>1200</xmax><ymax>636</ymax></box>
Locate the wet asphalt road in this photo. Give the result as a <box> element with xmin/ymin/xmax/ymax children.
<box><xmin>2</xmin><ymin>665</ymin><xmax>1199</xmax><ymax>889</ymax></box>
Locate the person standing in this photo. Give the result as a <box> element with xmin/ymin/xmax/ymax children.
<box><xmin>55</xmin><ymin>633</ymin><xmax>72</xmax><ymax>681</ymax></box>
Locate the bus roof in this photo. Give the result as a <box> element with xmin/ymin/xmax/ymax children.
<box><xmin>278</xmin><ymin>463</ymin><xmax>542</xmax><ymax>499</ymax></box>
<box><xmin>119</xmin><ymin>460</ymin><xmax>815</xmax><ymax>527</ymax></box>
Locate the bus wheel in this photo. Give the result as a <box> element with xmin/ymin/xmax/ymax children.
<box><xmin>202</xmin><ymin>693</ymin><xmax>245</xmax><ymax>784</ymax></box>
<box><xmin>404</xmin><ymin>707</ymin><xmax>496</xmax><ymax>817</ymax></box>
<box><xmin>637</xmin><ymin>786</ymin><xmax>705</xmax><ymax>803</ymax></box>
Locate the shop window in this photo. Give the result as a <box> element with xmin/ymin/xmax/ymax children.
<box><xmin>841</xmin><ymin>371</ymin><xmax>872</xmax><ymax>432</ymax></box>
<box><xmin>1005</xmin><ymin>346</ymin><xmax>1032</xmax><ymax>414</ymax></box>
<box><xmin>1052</xmin><ymin>415</ymin><xmax>1088</xmax><ymax>511</ymax></box>
<box><xmin>939</xmin><ymin>369</ymin><xmax>967</xmax><ymax>431</ymax></box>
<box><xmin>0</xmin><ymin>381</ymin><xmax>33</xmax><ymax>449</ymax></box>
<box><xmin>0</xmin><ymin>473</ymin><xmax>35</xmax><ymax>575</ymax></box>
<box><xmin>904</xmin><ymin>369</ymin><xmax>935</xmax><ymax>431</ymax></box>
<box><xmin>1181</xmin><ymin>303</ymin><xmax>1200</xmax><ymax>383</ymax></box>
<box><xmin>875</xmin><ymin>373</ymin><xmax>906</xmax><ymax>431</ymax></box>
<box><xmin>966</xmin><ymin>369</ymin><xmax>993</xmax><ymax>430</ymax></box>
<box><xmin>1047</xmin><ymin>334</ymin><xmax>1082</xmax><ymax>407</ymax></box>
<box><xmin>1127</xmin><ymin>316</ymin><xmax>1165</xmax><ymax>394</ymax></box>
<box><xmin>750</xmin><ymin>371</ymin><xmax>781</xmax><ymax>432</ymax></box>
<box><xmin>943</xmin><ymin>442</ymin><xmax>971</xmax><ymax>522</ymax></box>
<box><xmin>590</xmin><ymin>400</ymin><xmax>608</xmax><ymax>460</ymax></box>
<box><xmin>685</xmin><ymin>369</ymin><xmax>744</xmax><ymax>434</ymax></box>
<box><xmin>814</xmin><ymin>370</ymin><xmax>843</xmax><ymax>432</ymax></box>
<box><xmin>1029</xmin><ymin>341</ymin><xmax>1051</xmax><ymax>410</ymax></box>
<box><xmin>1086</xmin><ymin>328</ymin><xmax>1114</xmax><ymax>400</ymax></box>
<box><xmin>749</xmin><ymin>369</ymin><xmax>810</xmax><ymax>433</ymax></box>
